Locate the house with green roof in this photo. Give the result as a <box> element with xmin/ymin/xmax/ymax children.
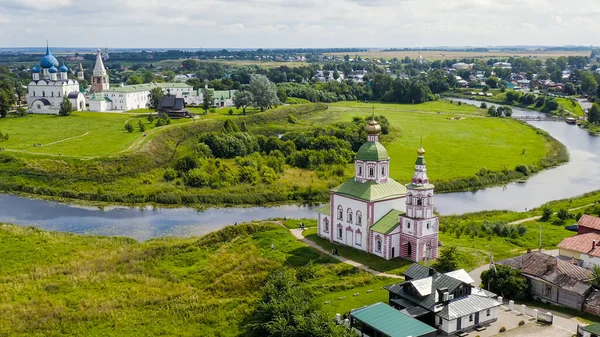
<box><xmin>350</xmin><ymin>302</ymin><xmax>436</xmax><ymax>337</ymax></box>
<box><xmin>316</xmin><ymin>118</ymin><xmax>439</xmax><ymax>262</ymax></box>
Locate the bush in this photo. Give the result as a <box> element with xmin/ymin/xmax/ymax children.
<box><xmin>147</xmin><ymin>114</ymin><xmax>155</xmax><ymax>123</ymax></box>
<box><xmin>209</xmin><ymin>108</ymin><xmax>216</xmax><ymax>113</ymax></box>
<box><xmin>155</xmin><ymin>116</ymin><xmax>171</xmax><ymax>127</ymax></box>
<box><xmin>480</xmin><ymin>102</ymin><xmax>487</xmax><ymax>109</ymax></box>
<box><xmin>124</xmin><ymin>122</ymin><xmax>134</xmax><ymax>133</ymax></box>
<box><xmin>163</xmin><ymin>168</ymin><xmax>177</xmax><ymax>181</ymax></box>
<box><xmin>518</xmin><ymin>320</ymin><xmax>525</xmax><ymax>326</ymax></box>
<box><xmin>499</xmin><ymin>327</ymin><xmax>506</xmax><ymax>332</ymax></box>
<box><xmin>541</xmin><ymin>207</ymin><xmax>553</xmax><ymax>221</ymax></box>
<box><xmin>287</xmin><ymin>114</ymin><xmax>297</xmax><ymax>124</ymax></box>
<box><xmin>228</xmin><ymin>108</ymin><xmax>234</xmax><ymax>115</ymax></box>
<box><xmin>138</xmin><ymin>120</ymin><xmax>146</xmax><ymax>132</ymax></box>
<box><xmin>557</xmin><ymin>208</ymin><xmax>570</xmax><ymax>221</ymax></box>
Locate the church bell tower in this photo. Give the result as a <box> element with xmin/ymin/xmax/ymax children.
<box><xmin>92</xmin><ymin>48</ymin><xmax>109</xmax><ymax>92</ymax></box>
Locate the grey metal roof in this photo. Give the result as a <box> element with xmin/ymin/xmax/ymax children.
<box><xmin>386</xmin><ymin>270</ymin><xmax>468</xmax><ymax>311</ymax></box>
<box><xmin>403</xmin><ymin>263</ymin><xmax>431</xmax><ymax>280</ymax></box>
<box><xmin>445</xmin><ymin>269</ymin><xmax>474</xmax><ymax>285</ymax></box>
<box><xmin>400</xmin><ymin>305</ymin><xmax>430</xmax><ymax>318</ymax></box>
<box><xmin>437</xmin><ymin>295</ymin><xmax>501</xmax><ymax>320</ymax></box>
<box><xmin>67</xmin><ymin>91</ymin><xmax>79</xmax><ymax>99</ymax></box>
<box><xmin>390</xmin><ymin>297</ymin><xmax>418</xmax><ymax>309</ymax></box>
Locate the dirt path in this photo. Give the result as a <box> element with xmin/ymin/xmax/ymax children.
<box><xmin>288</xmin><ymin>228</ymin><xmax>403</xmax><ymax>279</ymax></box>
<box><xmin>507</xmin><ymin>203</ymin><xmax>595</xmax><ymax>225</ymax></box>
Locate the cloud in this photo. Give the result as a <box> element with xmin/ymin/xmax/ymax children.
<box><xmin>0</xmin><ymin>0</ymin><xmax>597</xmax><ymax>48</ymax></box>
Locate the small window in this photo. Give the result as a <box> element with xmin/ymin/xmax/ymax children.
<box><xmin>376</xmin><ymin>240</ymin><xmax>382</xmax><ymax>252</ymax></box>
<box><xmin>355</xmin><ymin>232</ymin><xmax>362</xmax><ymax>245</ymax></box>
<box><xmin>407</xmin><ymin>222</ymin><xmax>411</xmax><ymax>229</ymax></box>
<box><xmin>337</xmin><ymin>206</ymin><xmax>343</xmax><ymax>220</ymax></box>
<box><xmin>469</xmin><ymin>314</ymin><xmax>473</xmax><ymax>322</ymax></box>
<box><xmin>417</xmin><ymin>198</ymin><xmax>423</xmax><ymax>206</ymax></box>
<box><xmin>338</xmin><ymin>227</ymin><xmax>342</xmax><ymax>239</ymax></box>
<box><xmin>427</xmin><ymin>222</ymin><xmax>431</xmax><ymax>229</ymax></box>
<box><xmin>381</xmin><ymin>166</ymin><xmax>385</xmax><ymax>176</ymax></box>
<box><xmin>438</xmin><ymin>316</ymin><xmax>442</xmax><ymax>325</ymax></box>
<box><xmin>369</xmin><ymin>167</ymin><xmax>374</xmax><ymax>177</ymax></box>
<box><xmin>347</xmin><ymin>209</ymin><xmax>353</xmax><ymax>223</ymax></box>
<box><xmin>358</xmin><ymin>166</ymin><xmax>362</xmax><ymax>176</ymax></box>
<box><xmin>486</xmin><ymin>309</ymin><xmax>491</xmax><ymax>316</ymax></box>
<box><xmin>323</xmin><ymin>218</ymin><xmax>329</xmax><ymax>233</ymax></box>
<box><xmin>544</xmin><ymin>285</ymin><xmax>552</xmax><ymax>296</ymax></box>
<box><xmin>356</xmin><ymin>212</ymin><xmax>362</xmax><ymax>226</ymax></box>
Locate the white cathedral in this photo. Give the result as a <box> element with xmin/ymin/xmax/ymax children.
<box><xmin>317</xmin><ymin>119</ymin><xmax>439</xmax><ymax>262</ymax></box>
<box><xmin>27</xmin><ymin>45</ymin><xmax>86</xmax><ymax>114</ymax></box>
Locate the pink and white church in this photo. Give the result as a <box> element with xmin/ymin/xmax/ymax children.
<box><xmin>316</xmin><ymin>119</ymin><xmax>439</xmax><ymax>262</ymax></box>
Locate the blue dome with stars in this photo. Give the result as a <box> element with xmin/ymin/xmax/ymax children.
<box><xmin>40</xmin><ymin>45</ymin><xmax>59</xmax><ymax>69</ymax></box>
<box><xmin>48</xmin><ymin>66</ymin><xmax>58</xmax><ymax>73</ymax></box>
<box><xmin>59</xmin><ymin>63</ymin><xmax>68</xmax><ymax>72</ymax></box>
<box><xmin>31</xmin><ymin>65</ymin><xmax>40</xmax><ymax>73</ymax></box>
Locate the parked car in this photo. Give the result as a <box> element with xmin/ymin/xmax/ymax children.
<box><xmin>565</xmin><ymin>224</ymin><xmax>578</xmax><ymax>232</ymax></box>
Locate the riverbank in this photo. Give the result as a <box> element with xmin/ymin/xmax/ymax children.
<box><xmin>0</xmin><ymin>100</ymin><xmax>563</xmax><ymax>208</ymax></box>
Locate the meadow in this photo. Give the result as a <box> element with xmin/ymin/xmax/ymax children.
<box><xmin>0</xmin><ymin>100</ymin><xmax>565</xmax><ymax>206</ymax></box>
<box><xmin>328</xmin><ymin>49</ymin><xmax>591</xmax><ymax>61</ymax></box>
<box><xmin>0</xmin><ymin>222</ymin><xmax>388</xmax><ymax>336</ymax></box>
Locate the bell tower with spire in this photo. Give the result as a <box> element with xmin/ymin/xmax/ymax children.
<box><xmin>92</xmin><ymin>48</ymin><xmax>109</xmax><ymax>92</ymax></box>
<box><xmin>398</xmin><ymin>145</ymin><xmax>439</xmax><ymax>262</ymax></box>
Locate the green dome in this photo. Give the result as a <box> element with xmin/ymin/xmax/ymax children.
<box><xmin>356</xmin><ymin>142</ymin><xmax>389</xmax><ymax>161</ymax></box>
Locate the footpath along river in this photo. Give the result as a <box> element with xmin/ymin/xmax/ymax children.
<box><xmin>0</xmin><ymin>99</ymin><xmax>598</xmax><ymax>240</ymax></box>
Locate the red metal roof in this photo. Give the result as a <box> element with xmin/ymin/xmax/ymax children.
<box><xmin>558</xmin><ymin>232</ymin><xmax>600</xmax><ymax>257</ymax></box>
<box><xmin>579</xmin><ymin>214</ymin><xmax>600</xmax><ymax>231</ymax></box>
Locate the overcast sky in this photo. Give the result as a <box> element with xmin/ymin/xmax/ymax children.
<box><xmin>0</xmin><ymin>0</ymin><xmax>598</xmax><ymax>48</ymax></box>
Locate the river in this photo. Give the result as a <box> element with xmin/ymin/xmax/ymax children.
<box><xmin>1</xmin><ymin>99</ymin><xmax>598</xmax><ymax>240</ymax></box>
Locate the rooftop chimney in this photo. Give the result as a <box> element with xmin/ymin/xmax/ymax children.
<box><xmin>594</xmin><ymin>240</ymin><xmax>597</xmax><ymax>251</ymax></box>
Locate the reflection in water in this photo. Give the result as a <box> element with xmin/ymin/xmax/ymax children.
<box><xmin>1</xmin><ymin>98</ymin><xmax>598</xmax><ymax>239</ymax></box>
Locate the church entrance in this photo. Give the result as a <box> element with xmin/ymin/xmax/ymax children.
<box><xmin>407</xmin><ymin>242</ymin><xmax>412</xmax><ymax>257</ymax></box>
<box><xmin>392</xmin><ymin>247</ymin><xmax>395</xmax><ymax>258</ymax></box>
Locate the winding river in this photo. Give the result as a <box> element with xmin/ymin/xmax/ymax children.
<box><xmin>1</xmin><ymin>99</ymin><xmax>598</xmax><ymax>241</ymax></box>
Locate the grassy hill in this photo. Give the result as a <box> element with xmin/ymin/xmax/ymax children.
<box><xmin>0</xmin><ymin>222</ymin><xmax>396</xmax><ymax>337</ymax></box>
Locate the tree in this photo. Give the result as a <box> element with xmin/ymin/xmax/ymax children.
<box><xmin>485</xmin><ymin>76</ymin><xmax>499</xmax><ymax>88</ymax></box>
<box><xmin>147</xmin><ymin>87</ymin><xmax>163</xmax><ymax>112</ymax></box>
<box><xmin>433</xmin><ymin>246</ymin><xmax>460</xmax><ymax>273</ymax></box>
<box><xmin>181</xmin><ymin>59</ymin><xmax>199</xmax><ymax>71</ymax></box>
<box><xmin>541</xmin><ymin>207</ymin><xmax>553</xmax><ymax>221</ymax></box>
<box><xmin>581</xmin><ymin>72</ymin><xmax>598</xmax><ymax>96</ymax></box>
<box><xmin>202</xmin><ymin>88</ymin><xmax>213</xmax><ymax>114</ymax></box>
<box><xmin>59</xmin><ymin>96</ymin><xmax>72</xmax><ymax>116</ymax></box>
<box><xmin>481</xmin><ymin>264</ymin><xmax>529</xmax><ymax>300</ymax></box>
<box><xmin>0</xmin><ymin>90</ymin><xmax>9</xmax><ymax>118</ymax></box>
<box><xmin>563</xmin><ymin>82</ymin><xmax>576</xmax><ymax>95</ymax></box>
<box><xmin>543</xmin><ymin>98</ymin><xmax>559</xmax><ymax>112</ymax></box>
<box><xmin>233</xmin><ymin>90</ymin><xmax>254</xmax><ymax>115</ymax></box>
<box><xmin>593</xmin><ymin>265</ymin><xmax>600</xmax><ymax>288</ymax></box>
<box><xmin>487</xmin><ymin>106</ymin><xmax>501</xmax><ymax>117</ymax></box>
<box><xmin>249</xmin><ymin>74</ymin><xmax>280</xmax><ymax>112</ymax></box>
<box><xmin>138</xmin><ymin>120</ymin><xmax>146</xmax><ymax>132</ymax></box>
<box><xmin>589</xmin><ymin>103</ymin><xmax>600</xmax><ymax>124</ymax></box>
<box><xmin>557</xmin><ymin>208</ymin><xmax>570</xmax><ymax>221</ymax></box>
<box><xmin>126</xmin><ymin>75</ymin><xmax>143</xmax><ymax>85</ymax></box>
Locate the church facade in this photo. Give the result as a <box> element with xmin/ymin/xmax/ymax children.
<box><xmin>27</xmin><ymin>45</ymin><xmax>86</xmax><ymax>114</ymax></box>
<box><xmin>317</xmin><ymin>119</ymin><xmax>439</xmax><ymax>262</ymax></box>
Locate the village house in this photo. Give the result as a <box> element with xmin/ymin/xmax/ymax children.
<box><xmin>384</xmin><ymin>264</ymin><xmax>500</xmax><ymax>335</ymax></box>
<box><xmin>498</xmin><ymin>252</ymin><xmax>592</xmax><ymax>311</ymax></box>
<box><xmin>156</xmin><ymin>90</ymin><xmax>191</xmax><ymax>118</ymax></box>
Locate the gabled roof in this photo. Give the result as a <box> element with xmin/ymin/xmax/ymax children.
<box><xmin>332</xmin><ymin>178</ymin><xmax>407</xmax><ymax>202</ymax></box>
<box><xmin>558</xmin><ymin>232</ymin><xmax>600</xmax><ymax>257</ymax></box>
<box><xmin>583</xmin><ymin>323</ymin><xmax>600</xmax><ymax>336</ymax></box>
<box><xmin>350</xmin><ymin>302</ymin><xmax>436</xmax><ymax>337</ymax></box>
<box><xmin>437</xmin><ymin>295</ymin><xmax>500</xmax><ymax>320</ymax></box>
<box><xmin>445</xmin><ymin>269</ymin><xmax>474</xmax><ymax>285</ymax></box>
<box><xmin>316</xmin><ymin>203</ymin><xmax>330</xmax><ymax>215</ymax></box>
<box><xmin>579</xmin><ymin>214</ymin><xmax>600</xmax><ymax>231</ymax></box>
<box><xmin>498</xmin><ymin>252</ymin><xmax>591</xmax><ymax>295</ymax></box>
<box><xmin>404</xmin><ymin>264</ymin><xmax>432</xmax><ymax>280</ymax></box>
<box><xmin>411</xmin><ymin>277</ymin><xmax>433</xmax><ymax>296</ymax></box>
<box><xmin>158</xmin><ymin>94</ymin><xmax>185</xmax><ymax>110</ymax></box>
<box><xmin>370</xmin><ymin>209</ymin><xmax>404</xmax><ymax>234</ymax></box>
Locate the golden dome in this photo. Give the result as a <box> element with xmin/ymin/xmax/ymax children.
<box><xmin>365</xmin><ymin>120</ymin><xmax>381</xmax><ymax>135</ymax></box>
<box><xmin>417</xmin><ymin>147</ymin><xmax>425</xmax><ymax>155</ymax></box>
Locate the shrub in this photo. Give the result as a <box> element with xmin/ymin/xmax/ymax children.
<box><xmin>287</xmin><ymin>114</ymin><xmax>297</xmax><ymax>124</ymax></box>
<box><xmin>557</xmin><ymin>208</ymin><xmax>570</xmax><ymax>221</ymax></box>
<box><xmin>163</xmin><ymin>168</ymin><xmax>177</xmax><ymax>181</ymax></box>
<box><xmin>480</xmin><ymin>102</ymin><xmax>487</xmax><ymax>109</ymax></box>
<box><xmin>499</xmin><ymin>327</ymin><xmax>506</xmax><ymax>332</ymax></box>
<box><xmin>155</xmin><ymin>116</ymin><xmax>171</xmax><ymax>127</ymax></box>
<box><xmin>124</xmin><ymin>122</ymin><xmax>134</xmax><ymax>133</ymax></box>
<box><xmin>541</xmin><ymin>207</ymin><xmax>553</xmax><ymax>221</ymax></box>
<box><xmin>228</xmin><ymin>108</ymin><xmax>234</xmax><ymax>115</ymax></box>
<box><xmin>209</xmin><ymin>107</ymin><xmax>216</xmax><ymax>113</ymax></box>
<box><xmin>518</xmin><ymin>320</ymin><xmax>525</xmax><ymax>326</ymax></box>
<box><xmin>515</xmin><ymin>164</ymin><xmax>529</xmax><ymax>176</ymax></box>
<box><xmin>147</xmin><ymin>114</ymin><xmax>155</xmax><ymax>123</ymax></box>
<box><xmin>138</xmin><ymin>120</ymin><xmax>146</xmax><ymax>132</ymax></box>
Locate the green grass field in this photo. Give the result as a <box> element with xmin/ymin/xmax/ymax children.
<box><xmin>0</xmin><ymin>112</ymin><xmax>190</xmax><ymax>157</ymax></box>
<box><xmin>0</xmin><ymin>222</ymin><xmax>391</xmax><ymax>336</ymax></box>
<box><xmin>315</xmin><ymin>101</ymin><xmax>549</xmax><ymax>183</ymax></box>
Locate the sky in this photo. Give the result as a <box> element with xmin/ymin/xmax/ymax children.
<box><xmin>0</xmin><ymin>0</ymin><xmax>598</xmax><ymax>48</ymax></box>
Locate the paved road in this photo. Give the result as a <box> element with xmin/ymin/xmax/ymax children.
<box><xmin>289</xmin><ymin>228</ymin><xmax>403</xmax><ymax>279</ymax></box>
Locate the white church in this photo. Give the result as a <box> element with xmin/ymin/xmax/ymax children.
<box><xmin>27</xmin><ymin>45</ymin><xmax>86</xmax><ymax>114</ymax></box>
<box><xmin>317</xmin><ymin>119</ymin><xmax>439</xmax><ymax>262</ymax></box>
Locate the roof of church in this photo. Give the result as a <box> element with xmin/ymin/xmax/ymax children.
<box><xmin>40</xmin><ymin>45</ymin><xmax>59</xmax><ymax>68</ymax></box>
<box><xmin>406</xmin><ymin>183</ymin><xmax>435</xmax><ymax>190</ymax></box>
<box><xmin>356</xmin><ymin>141</ymin><xmax>389</xmax><ymax>161</ymax></box>
<box><xmin>105</xmin><ymin>82</ymin><xmax>191</xmax><ymax>93</ymax></box>
<box><xmin>316</xmin><ymin>203</ymin><xmax>330</xmax><ymax>215</ymax></box>
<box><xmin>93</xmin><ymin>49</ymin><xmax>107</xmax><ymax>76</ymax></box>
<box><xmin>332</xmin><ymin>178</ymin><xmax>406</xmax><ymax>202</ymax></box>
<box><xmin>370</xmin><ymin>209</ymin><xmax>404</xmax><ymax>234</ymax></box>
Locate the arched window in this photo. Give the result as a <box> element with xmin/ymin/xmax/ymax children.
<box><xmin>381</xmin><ymin>166</ymin><xmax>386</xmax><ymax>176</ymax></box>
<box><xmin>376</xmin><ymin>239</ymin><xmax>382</xmax><ymax>252</ymax></box>
<box><xmin>337</xmin><ymin>205</ymin><xmax>343</xmax><ymax>220</ymax></box>
<box><xmin>32</xmin><ymin>91</ymin><xmax>35</xmax><ymax>96</ymax></box>
<box><xmin>338</xmin><ymin>227</ymin><xmax>342</xmax><ymax>239</ymax></box>
<box><xmin>426</xmin><ymin>222</ymin><xmax>431</xmax><ymax>229</ymax></box>
<box><xmin>417</xmin><ymin>198</ymin><xmax>423</xmax><ymax>206</ymax></box>
<box><xmin>42</xmin><ymin>91</ymin><xmax>45</xmax><ymax>97</ymax></box>
<box><xmin>407</xmin><ymin>194</ymin><xmax>412</xmax><ymax>204</ymax></box>
<box><xmin>355</xmin><ymin>230</ymin><xmax>362</xmax><ymax>246</ymax></box>
<box><xmin>407</xmin><ymin>221</ymin><xmax>411</xmax><ymax>229</ymax></box>
<box><xmin>369</xmin><ymin>167</ymin><xmax>374</xmax><ymax>177</ymax></box>
<box><xmin>347</xmin><ymin>208</ymin><xmax>353</xmax><ymax>223</ymax></box>
<box><xmin>356</xmin><ymin>211</ymin><xmax>362</xmax><ymax>226</ymax></box>
<box><xmin>323</xmin><ymin>218</ymin><xmax>329</xmax><ymax>233</ymax></box>
<box><xmin>358</xmin><ymin>166</ymin><xmax>362</xmax><ymax>176</ymax></box>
